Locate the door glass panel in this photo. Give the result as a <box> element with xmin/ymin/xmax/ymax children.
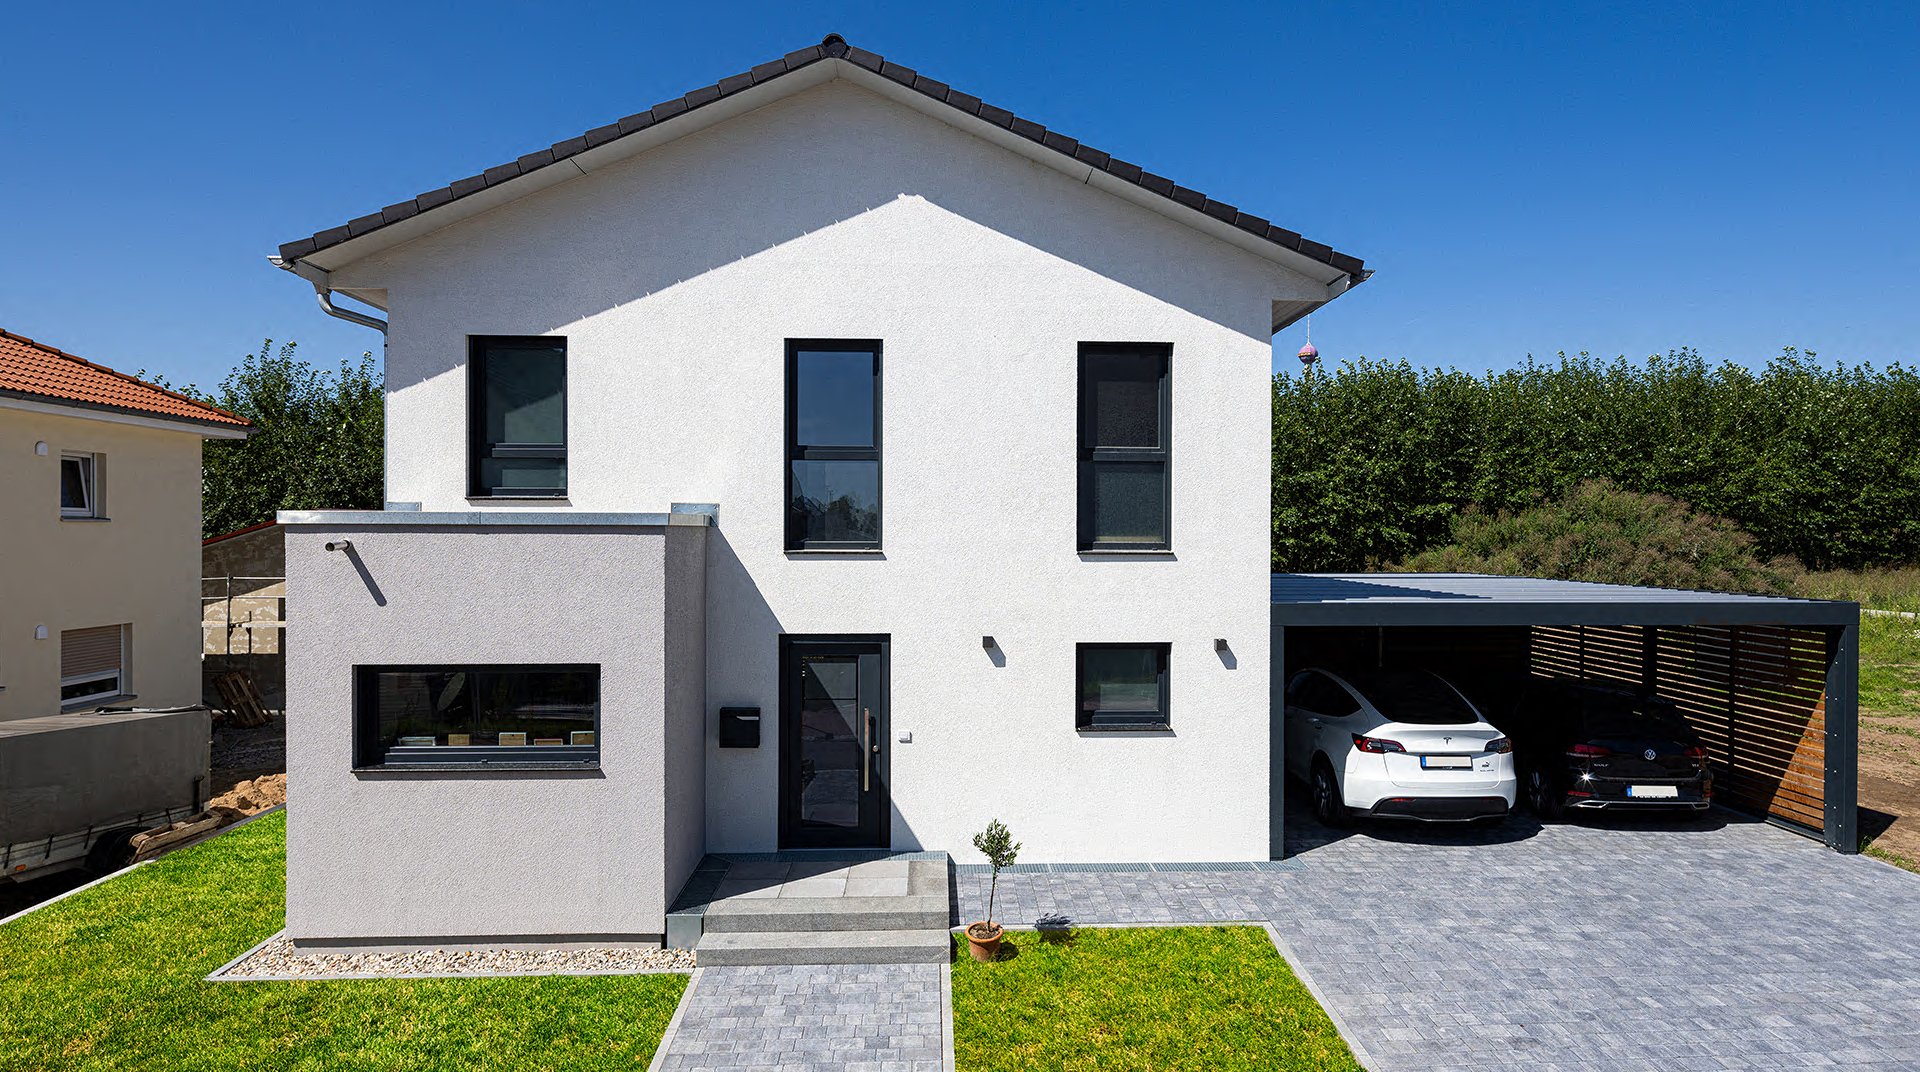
<box><xmin>1090</xmin><ymin>461</ymin><xmax>1166</xmax><ymax>543</ymax></box>
<box><xmin>799</xmin><ymin>655</ymin><xmax>861</xmax><ymax>829</ymax></box>
<box><xmin>795</xmin><ymin>351</ymin><xmax>875</xmax><ymax>447</ymax></box>
<box><xmin>789</xmin><ymin>460</ymin><xmax>880</xmax><ymax>543</ymax></box>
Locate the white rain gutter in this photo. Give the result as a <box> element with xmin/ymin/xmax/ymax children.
<box><xmin>267</xmin><ymin>256</ymin><xmax>387</xmax><ymax>334</ymax></box>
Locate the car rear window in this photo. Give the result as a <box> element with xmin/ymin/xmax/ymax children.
<box><xmin>1581</xmin><ymin>700</ymin><xmax>1696</xmax><ymax>741</ymax></box>
<box><xmin>1360</xmin><ymin>671</ymin><xmax>1481</xmax><ymax>725</ymax></box>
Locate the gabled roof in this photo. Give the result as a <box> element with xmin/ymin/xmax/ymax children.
<box><xmin>0</xmin><ymin>328</ymin><xmax>250</xmax><ymax>431</ymax></box>
<box><xmin>276</xmin><ymin>35</ymin><xmax>1369</xmax><ymax>291</ymax></box>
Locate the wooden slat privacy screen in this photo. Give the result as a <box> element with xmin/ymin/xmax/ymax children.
<box><xmin>1530</xmin><ymin>625</ymin><xmax>1829</xmax><ymax>832</ymax></box>
<box><xmin>60</xmin><ymin>624</ymin><xmax>124</xmax><ymax>678</ymax></box>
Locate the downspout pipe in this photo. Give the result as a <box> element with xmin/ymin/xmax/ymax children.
<box><xmin>268</xmin><ymin>256</ymin><xmax>388</xmax><ymax>334</ymax></box>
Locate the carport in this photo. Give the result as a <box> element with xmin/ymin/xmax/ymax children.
<box><xmin>1269</xmin><ymin>573</ymin><xmax>1861</xmax><ymax>855</ymax></box>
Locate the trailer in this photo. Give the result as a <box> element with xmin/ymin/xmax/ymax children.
<box><xmin>1</xmin><ymin>708</ymin><xmax>210</xmax><ymax>881</ymax></box>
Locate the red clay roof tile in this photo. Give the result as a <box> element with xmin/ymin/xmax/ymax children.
<box><xmin>0</xmin><ymin>329</ymin><xmax>250</xmax><ymax>428</ymax></box>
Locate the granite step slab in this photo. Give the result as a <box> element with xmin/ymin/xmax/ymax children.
<box><xmin>699</xmin><ymin>893</ymin><xmax>949</xmax><ymax>933</ymax></box>
<box><xmin>694</xmin><ymin>928</ymin><xmax>953</xmax><ymax>966</ymax></box>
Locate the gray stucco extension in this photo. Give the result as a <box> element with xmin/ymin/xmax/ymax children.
<box><xmin>281</xmin><ymin>519</ymin><xmax>706</xmax><ymax>948</ymax></box>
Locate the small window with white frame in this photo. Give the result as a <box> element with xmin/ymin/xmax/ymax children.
<box><xmin>61</xmin><ymin>624</ymin><xmax>127</xmax><ymax>708</ymax></box>
<box><xmin>60</xmin><ymin>453</ymin><xmax>99</xmax><ymax>518</ymax></box>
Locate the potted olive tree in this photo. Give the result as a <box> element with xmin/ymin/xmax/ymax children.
<box><xmin>965</xmin><ymin>819</ymin><xmax>1020</xmax><ymax>962</ymax></box>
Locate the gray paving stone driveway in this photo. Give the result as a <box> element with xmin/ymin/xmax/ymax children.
<box><xmin>652</xmin><ymin>963</ymin><xmax>945</xmax><ymax>1072</ymax></box>
<box><xmin>956</xmin><ymin>806</ymin><xmax>1920</xmax><ymax>1071</ymax></box>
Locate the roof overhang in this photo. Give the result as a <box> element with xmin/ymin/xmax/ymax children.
<box><xmin>0</xmin><ymin>390</ymin><xmax>251</xmax><ymax>438</ymax></box>
<box><xmin>1271</xmin><ymin>573</ymin><xmax>1859</xmax><ymax>629</ymax></box>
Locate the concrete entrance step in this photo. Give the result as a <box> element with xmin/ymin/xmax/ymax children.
<box><xmin>695</xmin><ymin>928</ymin><xmax>953</xmax><ymax>966</ymax></box>
<box><xmin>701</xmin><ymin>892</ymin><xmax>948</xmax><ymax>933</ymax></box>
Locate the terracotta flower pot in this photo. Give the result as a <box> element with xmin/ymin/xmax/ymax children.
<box><xmin>965</xmin><ymin>921</ymin><xmax>1004</xmax><ymax>962</ymax></box>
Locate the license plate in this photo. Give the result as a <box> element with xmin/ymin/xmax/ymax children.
<box><xmin>1421</xmin><ymin>755</ymin><xmax>1472</xmax><ymax>769</ymax></box>
<box><xmin>1628</xmin><ymin>785</ymin><xmax>1679</xmax><ymax>798</ymax></box>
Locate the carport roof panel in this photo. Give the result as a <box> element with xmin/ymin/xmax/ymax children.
<box><xmin>1271</xmin><ymin>573</ymin><xmax>1857</xmax><ymax>627</ymax></box>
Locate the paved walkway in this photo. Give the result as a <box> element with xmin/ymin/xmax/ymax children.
<box><xmin>652</xmin><ymin>963</ymin><xmax>945</xmax><ymax>1072</ymax></box>
<box><xmin>957</xmin><ymin>806</ymin><xmax>1920</xmax><ymax>1071</ymax></box>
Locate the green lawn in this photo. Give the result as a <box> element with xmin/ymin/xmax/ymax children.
<box><xmin>0</xmin><ymin>812</ymin><xmax>686</xmax><ymax>1072</ymax></box>
<box><xmin>951</xmin><ymin>926</ymin><xmax>1363</xmax><ymax>1072</ymax></box>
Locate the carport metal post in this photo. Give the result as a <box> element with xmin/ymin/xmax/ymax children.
<box><xmin>1270</xmin><ymin>625</ymin><xmax>1287</xmax><ymax>860</ymax></box>
<box><xmin>1824</xmin><ymin>614</ymin><xmax>1860</xmax><ymax>853</ymax></box>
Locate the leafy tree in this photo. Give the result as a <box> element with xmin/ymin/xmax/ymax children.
<box><xmin>1391</xmin><ymin>480</ymin><xmax>1802</xmax><ymax>595</ymax></box>
<box><xmin>145</xmin><ymin>340</ymin><xmax>383</xmax><ymax>537</ymax></box>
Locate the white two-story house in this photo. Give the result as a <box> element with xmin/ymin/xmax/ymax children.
<box><xmin>273</xmin><ymin>34</ymin><xmax>1369</xmax><ymax>950</ymax></box>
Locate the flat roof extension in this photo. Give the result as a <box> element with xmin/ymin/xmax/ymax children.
<box><xmin>1272</xmin><ymin>573</ymin><xmax>1858</xmax><ymax>628</ymax></box>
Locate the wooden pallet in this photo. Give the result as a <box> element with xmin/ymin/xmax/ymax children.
<box><xmin>211</xmin><ymin>671</ymin><xmax>272</xmax><ymax>727</ymax></box>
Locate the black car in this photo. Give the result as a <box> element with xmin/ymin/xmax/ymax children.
<box><xmin>1499</xmin><ymin>679</ymin><xmax>1712</xmax><ymax>818</ymax></box>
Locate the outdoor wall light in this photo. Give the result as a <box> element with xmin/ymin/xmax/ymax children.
<box><xmin>1214</xmin><ymin>638</ymin><xmax>1229</xmax><ymax>652</ymax></box>
<box><xmin>35</xmin><ymin>441</ymin><xmax>48</xmax><ymax>456</ymax></box>
<box><xmin>325</xmin><ymin>539</ymin><xmax>353</xmax><ymax>552</ymax></box>
<box><xmin>35</xmin><ymin>625</ymin><xmax>48</xmax><ymax>640</ymax></box>
<box><xmin>982</xmin><ymin>635</ymin><xmax>996</xmax><ymax>650</ymax></box>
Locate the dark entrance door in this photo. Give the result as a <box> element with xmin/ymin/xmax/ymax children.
<box><xmin>780</xmin><ymin>637</ymin><xmax>889</xmax><ymax>848</ymax></box>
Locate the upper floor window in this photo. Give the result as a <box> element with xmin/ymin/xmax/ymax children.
<box><xmin>1078</xmin><ymin>344</ymin><xmax>1170</xmax><ymax>550</ymax></box>
<box><xmin>786</xmin><ymin>340</ymin><xmax>881</xmax><ymax>549</ymax></box>
<box><xmin>469</xmin><ymin>337</ymin><xmax>567</xmax><ymax>498</ymax></box>
<box><xmin>61</xmin><ymin>453</ymin><xmax>99</xmax><ymax>518</ymax></box>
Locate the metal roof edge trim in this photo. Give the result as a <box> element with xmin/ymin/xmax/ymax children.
<box><xmin>1271</xmin><ymin>602</ymin><xmax>1859</xmax><ymax>628</ymax></box>
<box><xmin>276</xmin><ymin>510</ymin><xmax>711</xmax><ymax>528</ymax></box>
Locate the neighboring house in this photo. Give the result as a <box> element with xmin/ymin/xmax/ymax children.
<box><xmin>0</xmin><ymin>329</ymin><xmax>251</xmax><ymax>719</ymax></box>
<box><xmin>271</xmin><ymin>35</ymin><xmax>1368</xmax><ymax>949</ymax></box>
<box><xmin>201</xmin><ymin>521</ymin><xmax>286</xmax><ymax>712</ymax></box>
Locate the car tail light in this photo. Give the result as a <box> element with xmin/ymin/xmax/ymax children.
<box><xmin>1566</xmin><ymin>790</ymin><xmax>1593</xmax><ymax>797</ymax></box>
<box><xmin>1485</xmin><ymin>736</ymin><xmax>1512</xmax><ymax>754</ymax></box>
<box><xmin>1566</xmin><ymin>743</ymin><xmax>1611</xmax><ymax>757</ymax></box>
<box><xmin>1353</xmin><ymin>734</ymin><xmax>1405</xmax><ymax>754</ymax></box>
<box><xmin>1684</xmin><ymin>745</ymin><xmax>1708</xmax><ymax>760</ymax></box>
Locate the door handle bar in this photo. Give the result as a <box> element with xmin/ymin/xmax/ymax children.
<box><xmin>863</xmin><ymin>708</ymin><xmax>873</xmax><ymax>791</ymax></box>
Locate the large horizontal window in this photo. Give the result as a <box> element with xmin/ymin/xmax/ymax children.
<box><xmin>787</xmin><ymin>340</ymin><xmax>881</xmax><ymax>549</ymax></box>
<box><xmin>1077</xmin><ymin>643</ymin><xmax>1170</xmax><ymax>730</ymax></box>
<box><xmin>469</xmin><ymin>336</ymin><xmax>567</xmax><ymax>498</ymax></box>
<box><xmin>353</xmin><ymin>664</ymin><xmax>600</xmax><ymax>768</ymax></box>
<box><xmin>1078</xmin><ymin>345</ymin><xmax>1171</xmax><ymax>550</ymax></box>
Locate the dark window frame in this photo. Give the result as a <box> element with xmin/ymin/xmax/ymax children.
<box><xmin>352</xmin><ymin>662</ymin><xmax>601</xmax><ymax>771</ymax></box>
<box><xmin>468</xmin><ymin>335</ymin><xmax>568</xmax><ymax>499</ymax></box>
<box><xmin>785</xmin><ymin>339</ymin><xmax>883</xmax><ymax>550</ymax></box>
<box><xmin>1076</xmin><ymin>642</ymin><xmax>1171</xmax><ymax>731</ymax></box>
<box><xmin>1077</xmin><ymin>343</ymin><xmax>1172</xmax><ymax>551</ymax></box>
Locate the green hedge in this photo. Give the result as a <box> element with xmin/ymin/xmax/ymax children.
<box><xmin>1272</xmin><ymin>349</ymin><xmax>1920</xmax><ymax>572</ymax></box>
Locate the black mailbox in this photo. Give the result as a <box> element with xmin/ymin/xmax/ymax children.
<box><xmin>719</xmin><ymin>706</ymin><xmax>761</xmax><ymax>748</ymax></box>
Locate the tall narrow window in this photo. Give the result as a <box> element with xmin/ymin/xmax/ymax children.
<box><xmin>469</xmin><ymin>336</ymin><xmax>567</xmax><ymax>498</ymax></box>
<box><xmin>1078</xmin><ymin>344</ymin><xmax>1170</xmax><ymax>550</ymax></box>
<box><xmin>786</xmin><ymin>340</ymin><xmax>881</xmax><ymax>549</ymax></box>
<box><xmin>61</xmin><ymin>453</ymin><xmax>97</xmax><ymax>518</ymax></box>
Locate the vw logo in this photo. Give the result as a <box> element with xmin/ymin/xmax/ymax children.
<box><xmin>1643</xmin><ymin>749</ymin><xmax>1657</xmax><ymax>761</ymax></box>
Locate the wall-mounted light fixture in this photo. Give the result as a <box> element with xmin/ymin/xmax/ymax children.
<box><xmin>34</xmin><ymin>442</ymin><xmax>48</xmax><ymax>456</ymax></box>
<box><xmin>982</xmin><ymin>635</ymin><xmax>996</xmax><ymax>650</ymax></box>
<box><xmin>1214</xmin><ymin>638</ymin><xmax>1229</xmax><ymax>652</ymax></box>
<box><xmin>35</xmin><ymin>625</ymin><xmax>48</xmax><ymax>639</ymax></box>
<box><xmin>325</xmin><ymin>539</ymin><xmax>354</xmax><ymax>552</ymax></box>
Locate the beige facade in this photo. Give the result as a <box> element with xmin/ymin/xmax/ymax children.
<box><xmin>0</xmin><ymin>401</ymin><xmax>233</xmax><ymax>721</ymax></box>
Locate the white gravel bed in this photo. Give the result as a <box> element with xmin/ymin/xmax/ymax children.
<box><xmin>215</xmin><ymin>934</ymin><xmax>695</xmax><ymax>980</ymax></box>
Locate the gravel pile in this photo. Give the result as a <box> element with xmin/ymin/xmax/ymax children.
<box><xmin>219</xmin><ymin>935</ymin><xmax>695</xmax><ymax>979</ymax></box>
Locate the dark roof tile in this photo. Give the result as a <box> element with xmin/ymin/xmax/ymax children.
<box><xmin>277</xmin><ymin>34</ymin><xmax>1366</xmax><ymax>284</ymax></box>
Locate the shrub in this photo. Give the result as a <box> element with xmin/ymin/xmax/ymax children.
<box><xmin>1390</xmin><ymin>480</ymin><xmax>1801</xmax><ymax>595</ymax></box>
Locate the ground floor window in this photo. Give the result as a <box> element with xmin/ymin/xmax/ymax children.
<box><xmin>1077</xmin><ymin>644</ymin><xmax>1170</xmax><ymax>730</ymax></box>
<box><xmin>61</xmin><ymin>624</ymin><xmax>126</xmax><ymax>708</ymax></box>
<box><xmin>353</xmin><ymin>664</ymin><xmax>600</xmax><ymax>768</ymax></box>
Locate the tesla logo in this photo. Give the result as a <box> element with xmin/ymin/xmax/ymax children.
<box><xmin>1443</xmin><ymin>736</ymin><xmax>1452</xmax><ymax>744</ymax></box>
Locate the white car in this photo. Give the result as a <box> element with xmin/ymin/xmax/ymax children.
<box><xmin>1284</xmin><ymin>667</ymin><xmax>1516</xmax><ymax>826</ymax></box>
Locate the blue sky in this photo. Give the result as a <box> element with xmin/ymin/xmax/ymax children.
<box><xmin>2</xmin><ymin>1</ymin><xmax>1914</xmax><ymax>389</ymax></box>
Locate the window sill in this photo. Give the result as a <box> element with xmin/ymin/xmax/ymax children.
<box><xmin>65</xmin><ymin>693</ymin><xmax>137</xmax><ymax>711</ymax></box>
<box><xmin>1078</xmin><ymin>549</ymin><xmax>1173</xmax><ymax>558</ymax></box>
<box><xmin>60</xmin><ymin>516</ymin><xmax>111</xmax><ymax>523</ymax></box>
<box><xmin>785</xmin><ymin>548</ymin><xmax>885</xmax><ymax>557</ymax></box>
<box><xmin>1077</xmin><ymin>724</ymin><xmax>1173</xmax><ymax>734</ymax></box>
<box><xmin>466</xmin><ymin>497</ymin><xmax>571</xmax><ymax>504</ymax></box>
<box><xmin>354</xmin><ymin>761</ymin><xmax>601</xmax><ymax>773</ymax></box>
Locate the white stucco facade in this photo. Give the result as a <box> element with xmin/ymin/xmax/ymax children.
<box><xmin>283</xmin><ymin>68</ymin><xmax>1358</xmax><ymax>941</ymax></box>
